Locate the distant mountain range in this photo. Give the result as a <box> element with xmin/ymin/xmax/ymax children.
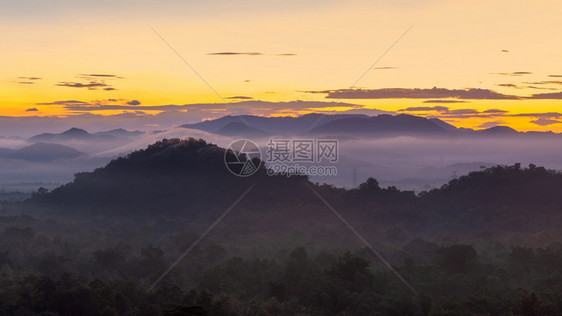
<box><xmin>0</xmin><ymin>143</ymin><xmax>84</xmax><ymax>162</ymax></box>
<box><xmin>181</xmin><ymin>113</ymin><xmax>559</xmax><ymax>138</ymax></box>
<box><xmin>181</xmin><ymin>113</ymin><xmax>368</xmax><ymax>136</ymax></box>
<box><xmin>28</xmin><ymin>127</ymin><xmax>144</xmax><ymax>143</ymax></box>
<box><xmin>26</xmin><ymin>128</ymin><xmax>146</xmax><ymax>153</ymax></box>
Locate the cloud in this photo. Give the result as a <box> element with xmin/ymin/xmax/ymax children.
<box><xmin>478</xmin><ymin>121</ymin><xmax>504</xmax><ymax>128</ymax></box>
<box><xmin>496</xmin><ymin>83</ymin><xmax>556</xmax><ymax>90</ymax></box>
<box><xmin>530</xmin><ymin>117</ymin><xmax>562</xmax><ymax>126</ymax></box>
<box><xmin>56</xmin><ymin>81</ymin><xmax>111</xmax><ymax>90</ymax></box>
<box><xmin>501</xmin><ymin>49</ymin><xmax>509</xmax><ymax>53</ymax></box>
<box><xmin>17</xmin><ymin>76</ymin><xmax>42</xmax><ymax>84</ymax></box>
<box><xmin>55</xmin><ymin>74</ymin><xmax>122</xmax><ymax>90</ymax></box>
<box><xmin>373</xmin><ymin>66</ymin><xmax>398</xmax><ymax>70</ymax></box>
<box><xmin>526</xmin><ymin>92</ymin><xmax>562</xmax><ymax>99</ymax></box>
<box><xmin>126</xmin><ymin>100</ymin><xmax>141</xmax><ymax>105</ymax></box>
<box><xmin>36</xmin><ymin>100</ymin><xmax>367</xmax><ymax>118</ymax></box>
<box><xmin>399</xmin><ymin>106</ymin><xmax>449</xmax><ymax>112</ymax></box>
<box><xmin>512</xmin><ymin>112</ymin><xmax>562</xmax><ymax>119</ymax></box>
<box><xmin>207</xmin><ymin>52</ymin><xmax>296</xmax><ymax>56</ymax></box>
<box><xmin>225</xmin><ymin>96</ymin><xmax>253</xmax><ymax>100</ymax></box>
<box><xmin>492</xmin><ymin>71</ymin><xmax>532</xmax><ymax>76</ymax></box>
<box><xmin>522</xmin><ymin>80</ymin><xmax>562</xmax><ymax>85</ymax></box>
<box><xmin>482</xmin><ymin>109</ymin><xmax>509</xmax><ymax>114</ymax></box>
<box><xmin>207</xmin><ymin>52</ymin><xmax>263</xmax><ymax>56</ymax></box>
<box><xmin>400</xmin><ymin>106</ymin><xmax>514</xmax><ymax>119</ymax></box>
<box><xmin>526</xmin><ymin>86</ymin><xmax>557</xmax><ymax>90</ymax></box>
<box><xmin>423</xmin><ymin>100</ymin><xmax>467</xmax><ymax>103</ymax></box>
<box><xmin>548</xmin><ymin>75</ymin><xmax>562</xmax><ymax>78</ymax></box>
<box><xmin>37</xmin><ymin>100</ymin><xmax>92</xmax><ymax>106</ymax></box>
<box><xmin>496</xmin><ymin>83</ymin><xmax>520</xmax><ymax>88</ymax></box>
<box><xmin>78</xmin><ymin>74</ymin><xmax>122</xmax><ymax>78</ymax></box>
<box><xmin>306</xmin><ymin>87</ymin><xmax>520</xmax><ymax>100</ymax></box>
<box><xmin>25</xmin><ymin>108</ymin><xmax>38</xmax><ymax>112</ymax></box>
<box><xmin>449</xmin><ymin>109</ymin><xmax>479</xmax><ymax>115</ymax></box>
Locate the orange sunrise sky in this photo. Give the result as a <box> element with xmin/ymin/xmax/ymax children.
<box><xmin>2</xmin><ymin>0</ymin><xmax>562</xmax><ymax>132</ymax></box>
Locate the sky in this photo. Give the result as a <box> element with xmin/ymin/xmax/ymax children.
<box><xmin>2</xmin><ymin>0</ymin><xmax>562</xmax><ymax>133</ymax></box>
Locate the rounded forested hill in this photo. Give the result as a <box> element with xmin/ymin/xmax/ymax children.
<box><xmin>25</xmin><ymin>138</ymin><xmax>562</xmax><ymax>235</ymax></box>
<box><xmin>421</xmin><ymin>164</ymin><xmax>562</xmax><ymax>210</ymax></box>
<box><xmin>29</xmin><ymin>138</ymin><xmax>309</xmax><ymax>215</ymax></box>
<box><xmin>418</xmin><ymin>164</ymin><xmax>562</xmax><ymax>232</ymax></box>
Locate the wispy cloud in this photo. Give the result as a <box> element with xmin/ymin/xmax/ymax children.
<box><xmin>478</xmin><ymin>121</ymin><xmax>504</xmax><ymax>128</ymax></box>
<box><xmin>527</xmin><ymin>92</ymin><xmax>562</xmax><ymax>99</ymax></box>
<box><xmin>522</xmin><ymin>80</ymin><xmax>562</xmax><ymax>85</ymax></box>
<box><xmin>496</xmin><ymin>83</ymin><xmax>556</xmax><ymax>90</ymax></box>
<box><xmin>482</xmin><ymin>109</ymin><xmax>509</xmax><ymax>114</ymax></box>
<box><xmin>530</xmin><ymin>117</ymin><xmax>562</xmax><ymax>126</ymax></box>
<box><xmin>37</xmin><ymin>100</ymin><xmax>92</xmax><ymax>106</ymax></box>
<box><xmin>305</xmin><ymin>87</ymin><xmax>520</xmax><ymax>100</ymax></box>
<box><xmin>492</xmin><ymin>71</ymin><xmax>532</xmax><ymax>76</ymax></box>
<box><xmin>25</xmin><ymin>108</ymin><xmax>38</xmax><ymax>112</ymax></box>
<box><xmin>207</xmin><ymin>52</ymin><xmax>296</xmax><ymax>56</ymax></box>
<box><xmin>56</xmin><ymin>81</ymin><xmax>112</xmax><ymax>90</ymax></box>
<box><xmin>35</xmin><ymin>100</ymin><xmax>366</xmax><ymax>117</ymax></box>
<box><xmin>373</xmin><ymin>66</ymin><xmax>398</xmax><ymax>70</ymax></box>
<box><xmin>225</xmin><ymin>96</ymin><xmax>253</xmax><ymax>100</ymax></box>
<box><xmin>208</xmin><ymin>52</ymin><xmax>262</xmax><ymax>56</ymax></box>
<box><xmin>496</xmin><ymin>83</ymin><xmax>521</xmax><ymax>88</ymax></box>
<box><xmin>78</xmin><ymin>73</ymin><xmax>123</xmax><ymax>78</ymax></box>
<box><xmin>400</xmin><ymin>106</ymin><xmax>511</xmax><ymax>119</ymax></box>
<box><xmin>55</xmin><ymin>73</ymin><xmax>123</xmax><ymax>90</ymax></box>
<box><xmin>512</xmin><ymin>112</ymin><xmax>562</xmax><ymax>119</ymax></box>
<box><xmin>400</xmin><ymin>106</ymin><xmax>449</xmax><ymax>112</ymax></box>
<box><xmin>17</xmin><ymin>76</ymin><xmax>42</xmax><ymax>84</ymax></box>
<box><xmin>423</xmin><ymin>100</ymin><xmax>467</xmax><ymax>103</ymax></box>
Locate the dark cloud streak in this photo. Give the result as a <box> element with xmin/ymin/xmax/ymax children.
<box><xmin>207</xmin><ymin>52</ymin><xmax>296</xmax><ymax>56</ymax></box>
<box><xmin>306</xmin><ymin>87</ymin><xmax>520</xmax><ymax>100</ymax></box>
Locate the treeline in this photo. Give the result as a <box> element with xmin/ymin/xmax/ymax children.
<box><xmin>1</xmin><ymin>243</ymin><xmax>562</xmax><ymax>315</ymax></box>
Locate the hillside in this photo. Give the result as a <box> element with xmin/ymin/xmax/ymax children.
<box><xmin>30</xmin><ymin>138</ymin><xmax>309</xmax><ymax>216</ymax></box>
<box><xmin>0</xmin><ymin>143</ymin><xmax>84</xmax><ymax>162</ymax></box>
<box><xmin>25</xmin><ymin>138</ymin><xmax>562</xmax><ymax>241</ymax></box>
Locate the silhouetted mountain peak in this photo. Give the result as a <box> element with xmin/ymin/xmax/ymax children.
<box><xmin>30</xmin><ymin>138</ymin><xmax>310</xmax><ymax>214</ymax></box>
<box><xmin>478</xmin><ymin>125</ymin><xmax>519</xmax><ymax>136</ymax></box>
<box><xmin>94</xmin><ymin>128</ymin><xmax>145</xmax><ymax>138</ymax></box>
<box><xmin>62</xmin><ymin>127</ymin><xmax>89</xmax><ymax>136</ymax></box>
<box><xmin>308</xmin><ymin>113</ymin><xmax>450</xmax><ymax>137</ymax></box>
<box><xmin>216</xmin><ymin>122</ymin><xmax>268</xmax><ymax>137</ymax></box>
<box><xmin>0</xmin><ymin>142</ymin><xmax>84</xmax><ymax>162</ymax></box>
